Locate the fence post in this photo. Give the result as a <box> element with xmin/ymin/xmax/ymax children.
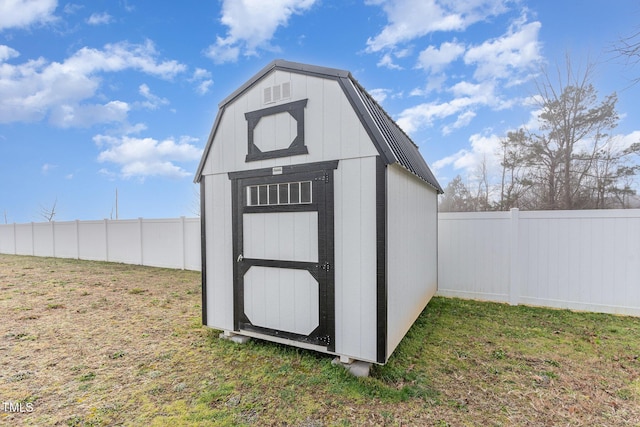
<box><xmin>104</xmin><ymin>219</ymin><xmax>109</xmax><ymax>262</ymax></box>
<box><xmin>75</xmin><ymin>220</ymin><xmax>80</xmax><ymax>259</ymax></box>
<box><xmin>509</xmin><ymin>208</ymin><xmax>520</xmax><ymax>305</ymax></box>
<box><xmin>180</xmin><ymin>216</ymin><xmax>186</xmax><ymax>270</ymax></box>
<box><xmin>51</xmin><ymin>221</ymin><xmax>56</xmax><ymax>257</ymax></box>
<box><xmin>139</xmin><ymin>217</ymin><xmax>144</xmax><ymax>266</ymax></box>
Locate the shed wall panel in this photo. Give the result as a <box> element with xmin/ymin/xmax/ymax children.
<box><xmin>386</xmin><ymin>164</ymin><xmax>438</xmax><ymax>358</ymax></box>
<box><xmin>333</xmin><ymin>156</ymin><xmax>378</xmax><ymax>362</ymax></box>
<box><xmin>202</xmin><ymin>70</ymin><xmax>377</xmax><ymax>176</ymax></box>
<box><xmin>204</xmin><ymin>173</ymin><xmax>234</xmax><ymax>331</ymax></box>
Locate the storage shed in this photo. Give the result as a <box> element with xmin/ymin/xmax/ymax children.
<box><xmin>194</xmin><ymin>60</ymin><xmax>443</xmax><ymax>364</ymax></box>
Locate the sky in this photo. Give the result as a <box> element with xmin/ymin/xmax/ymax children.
<box><xmin>1</xmin><ymin>0</ymin><xmax>640</xmax><ymax>223</ymax></box>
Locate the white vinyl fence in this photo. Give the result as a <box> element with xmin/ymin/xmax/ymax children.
<box><xmin>0</xmin><ymin>218</ymin><xmax>201</xmax><ymax>271</ymax></box>
<box><xmin>1</xmin><ymin>210</ymin><xmax>639</xmax><ymax>316</ymax></box>
<box><xmin>438</xmin><ymin>208</ymin><xmax>640</xmax><ymax>316</ymax></box>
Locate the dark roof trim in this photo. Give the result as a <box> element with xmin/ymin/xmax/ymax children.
<box><xmin>195</xmin><ymin>59</ymin><xmax>443</xmax><ymax>193</ymax></box>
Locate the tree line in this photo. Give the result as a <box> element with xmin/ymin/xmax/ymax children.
<box><xmin>440</xmin><ymin>56</ymin><xmax>640</xmax><ymax>212</ymax></box>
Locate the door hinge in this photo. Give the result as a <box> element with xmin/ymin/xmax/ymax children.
<box><xmin>318</xmin><ymin>335</ymin><xmax>331</xmax><ymax>346</ymax></box>
<box><xmin>319</xmin><ymin>262</ymin><xmax>331</xmax><ymax>271</ymax></box>
<box><xmin>314</xmin><ymin>173</ymin><xmax>330</xmax><ymax>183</ymax></box>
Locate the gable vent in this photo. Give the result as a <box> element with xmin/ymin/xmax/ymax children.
<box><xmin>282</xmin><ymin>82</ymin><xmax>291</xmax><ymax>98</ymax></box>
<box><xmin>263</xmin><ymin>82</ymin><xmax>292</xmax><ymax>104</ymax></box>
<box><xmin>273</xmin><ymin>85</ymin><xmax>281</xmax><ymax>102</ymax></box>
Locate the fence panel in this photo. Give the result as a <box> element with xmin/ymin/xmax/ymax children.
<box><xmin>438</xmin><ymin>212</ymin><xmax>511</xmax><ymax>302</ymax></box>
<box><xmin>0</xmin><ymin>218</ymin><xmax>202</xmax><ymax>271</ymax></box>
<box><xmin>107</xmin><ymin>220</ymin><xmax>141</xmax><ymax>265</ymax></box>
<box><xmin>141</xmin><ymin>219</ymin><xmax>183</xmax><ymax>269</ymax></box>
<box><xmin>78</xmin><ymin>221</ymin><xmax>107</xmax><ymax>261</ymax></box>
<box><xmin>14</xmin><ymin>224</ymin><xmax>34</xmax><ymax>256</ymax></box>
<box><xmin>183</xmin><ymin>218</ymin><xmax>202</xmax><ymax>271</ymax></box>
<box><xmin>438</xmin><ymin>209</ymin><xmax>640</xmax><ymax>316</ymax></box>
<box><xmin>53</xmin><ymin>221</ymin><xmax>78</xmax><ymax>259</ymax></box>
<box><xmin>1</xmin><ymin>211</ymin><xmax>639</xmax><ymax>316</ymax></box>
<box><xmin>0</xmin><ymin>224</ymin><xmax>14</xmax><ymax>254</ymax></box>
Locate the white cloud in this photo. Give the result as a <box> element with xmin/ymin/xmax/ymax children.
<box><xmin>138</xmin><ymin>84</ymin><xmax>169</xmax><ymax>110</ymax></box>
<box><xmin>50</xmin><ymin>100</ymin><xmax>130</xmax><ymax>128</ymax></box>
<box><xmin>464</xmin><ymin>20</ymin><xmax>542</xmax><ymax>82</ymax></box>
<box><xmin>87</xmin><ymin>12</ymin><xmax>112</xmax><ymax>25</ymax></box>
<box><xmin>205</xmin><ymin>0</ymin><xmax>317</xmax><ymax>63</ymax></box>
<box><xmin>0</xmin><ymin>45</ymin><xmax>19</xmax><ymax>61</ymax></box>
<box><xmin>369</xmin><ymin>88</ymin><xmax>391</xmax><ymax>103</ymax></box>
<box><xmin>377</xmin><ymin>53</ymin><xmax>403</xmax><ymax>69</ymax></box>
<box><xmin>41</xmin><ymin>163</ymin><xmax>57</xmax><ymax>174</ymax></box>
<box><xmin>397</xmin><ymin>79</ymin><xmax>504</xmax><ymax>135</ymax></box>
<box><xmin>416</xmin><ymin>41</ymin><xmax>465</xmax><ymax>73</ymax></box>
<box><xmin>95</xmin><ymin>134</ymin><xmax>203</xmax><ymax>179</ymax></box>
<box><xmin>0</xmin><ymin>41</ymin><xmax>186</xmax><ymax>126</ymax></box>
<box><xmin>0</xmin><ymin>0</ymin><xmax>57</xmax><ymax>30</ymax></box>
<box><xmin>442</xmin><ymin>110</ymin><xmax>476</xmax><ymax>135</ymax></box>
<box><xmin>189</xmin><ymin>68</ymin><xmax>213</xmax><ymax>95</ymax></box>
<box><xmin>365</xmin><ymin>0</ymin><xmax>510</xmax><ymax>52</ymax></box>
<box><xmin>432</xmin><ymin>132</ymin><xmax>502</xmax><ymax>177</ymax></box>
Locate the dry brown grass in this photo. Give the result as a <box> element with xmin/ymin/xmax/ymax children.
<box><xmin>1</xmin><ymin>254</ymin><xmax>639</xmax><ymax>426</ymax></box>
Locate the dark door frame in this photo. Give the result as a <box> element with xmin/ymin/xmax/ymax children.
<box><xmin>228</xmin><ymin>160</ymin><xmax>338</xmax><ymax>350</ymax></box>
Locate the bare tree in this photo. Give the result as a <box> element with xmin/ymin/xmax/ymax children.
<box><xmin>471</xmin><ymin>156</ymin><xmax>491</xmax><ymax>211</ymax></box>
<box><xmin>39</xmin><ymin>198</ymin><xmax>57</xmax><ymax>222</ymax></box>
<box><xmin>613</xmin><ymin>28</ymin><xmax>640</xmax><ymax>85</ymax></box>
<box><xmin>439</xmin><ymin>175</ymin><xmax>476</xmax><ymax>212</ymax></box>
<box><xmin>190</xmin><ymin>185</ymin><xmax>201</xmax><ymax>217</ymax></box>
<box><xmin>500</xmin><ymin>54</ymin><xmax>636</xmax><ymax>210</ymax></box>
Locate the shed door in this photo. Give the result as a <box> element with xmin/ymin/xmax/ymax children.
<box><xmin>230</xmin><ymin>162</ymin><xmax>336</xmax><ymax>350</ymax></box>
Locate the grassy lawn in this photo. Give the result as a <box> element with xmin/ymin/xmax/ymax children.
<box><xmin>1</xmin><ymin>254</ymin><xmax>639</xmax><ymax>426</ymax></box>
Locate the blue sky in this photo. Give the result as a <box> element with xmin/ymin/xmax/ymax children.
<box><xmin>1</xmin><ymin>0</ymin><xmax>639</xmax><ymax>222</ymax></box>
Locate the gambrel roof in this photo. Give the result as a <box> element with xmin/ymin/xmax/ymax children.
<box><xmin>195</xmin><ymin>59</ymin><xmax>443</xmax><ymax>193</ymax></box>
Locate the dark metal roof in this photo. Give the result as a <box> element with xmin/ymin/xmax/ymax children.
<box><xmin>195</xmin><ymin>59</ymin><xmax>443</xmax><ymax>193</ymax></box>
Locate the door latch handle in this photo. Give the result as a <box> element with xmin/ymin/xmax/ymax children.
<box><xmin>237</xmin><ymin>254</ymin><xmax>243</xmax><ymax>262</ymax></box>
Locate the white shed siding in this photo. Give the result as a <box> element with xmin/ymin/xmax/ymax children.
<box><xmin>203</xmin><ymin>173</ymin><xmax>234</xmax><ymax>331</ymax></box>
<box><xmin>386</xmin><ymin>164</ymin><xmax>438</xmax><ymax>358</ymax></box>
<box><xmin>200</xmin><ymin>70</ymin><xmax>377</xmax><ymax>176</ymax></box>
<box><xmin>333</xmin><ymin>156</ymin><xmax>378</xmax><ymax>362</ymax></box>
